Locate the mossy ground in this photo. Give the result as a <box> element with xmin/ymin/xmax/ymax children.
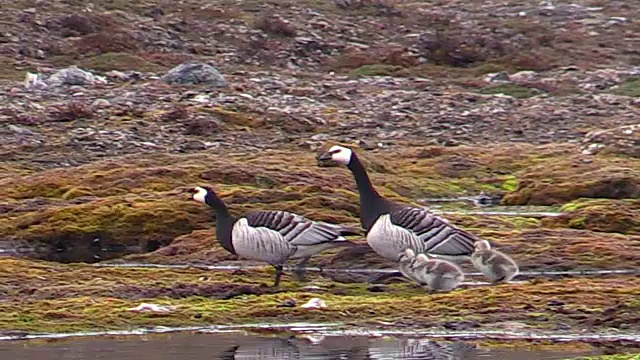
<box><xmin>2</xmin><ymin>143</ymin><xmax>639</xmax><ymax>271</ymax></box>
<box><xmin>1</xmin><ymin>258</ymin><xmax>639</xmax><ymax>335</ymax></box>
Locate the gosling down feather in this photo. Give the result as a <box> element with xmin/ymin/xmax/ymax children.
<box><xmin>318</xmin><ymin>145</ymin><xmax>485</xmax><ymax>264</ymax></box>
<box><xmin>470</xmin><ymin>240</ymin><xmax>519</xmax><ymax>283</ymax></box>
<box><xmin>398</xmin><ymin>249</ymin><xmax>465</xmax><ymax>292</ymax></box>
<box><xmin>189</xmin><ymin>185</ymin><xmax>361</xmax><ymax>286</ymax></box>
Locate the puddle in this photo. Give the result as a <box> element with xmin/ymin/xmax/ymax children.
<box><xmin>91</xmin><ymin>262</ymin><xmax>640</xmax><ymax>279</ymax></box>
<box><xmin>2</xmin><ymin>323</ymin><xmax>639</xmax><ymax>359</ymax></box>
<box><xmin>0</xmin><ymin>244</ymin><xmax>141</xmax><ymax>264</ymax></box>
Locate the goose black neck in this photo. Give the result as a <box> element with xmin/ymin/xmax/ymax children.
<box><xmin>347</xmin><ymin>153</ymin><xmax>381</xmax><ymax>200</ymax></box>
<box><xmin>205</xmin><ymin>193</ymin><xmax>236</xmax><ymax>254</ymax></box>
<box><xmin>347</xmin><ymin>153</ymin><xmax>386</xmax><ymax>230</ymax></box>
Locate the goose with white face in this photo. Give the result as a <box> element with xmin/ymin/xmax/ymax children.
<box><xmin>190</xmin><ymin>186</ymin><xmax>209</xmax><ymax>204</ymax></box>
<box><xmin>318</xmin><ymin>145</ymin><xmax>353</xmax><ymax>166</ymax></box>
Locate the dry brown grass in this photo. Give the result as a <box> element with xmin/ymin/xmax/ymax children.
<box><xmin>253</xmin><ymin>14</ymin><xmax>298</xmax><ymax>37</ymax></box>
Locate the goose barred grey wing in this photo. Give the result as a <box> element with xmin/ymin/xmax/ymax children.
<box><xmin>243</xmin><ymin>210</ymin><xmax>352</xmax><ymax>245</ymax></box>
<box><xmin>389</xmin><ymin>207</ymin><xmax>479</xmax><ymax>257</ymax></box>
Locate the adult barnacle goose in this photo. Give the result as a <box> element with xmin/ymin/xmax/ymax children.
<box><xmin>317</xmin><ymin>145</ymin><xmax>483</xmax><ymax>266</ymax></box>
<box><xmin>470</xmin><ymin>240</ymin><xmax>519</xmax><ymax>283</ymax></box>
<box><xmin>189</xmin><ymin>185</ymin><xmax>361</xmax><ymax>287</ymax></box>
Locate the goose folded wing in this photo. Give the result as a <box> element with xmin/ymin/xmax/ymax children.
<box><xmin>389</xmin><ymin>207</ymin><xmax>479</xmax><ymax>256</ymax></box>
<box><xmin>242</xmin><ymin>210</ymin><xmax>348</xmax><ymax>246</ymax></box>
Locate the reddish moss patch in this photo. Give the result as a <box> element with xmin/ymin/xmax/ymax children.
<box><xmin>501</xmin><ymin>156</ymin><xmax>640</xmax><ymax>206</ymax></box>
<box><xmin>543</xmin><ymin>199</ymin><xmax>640</xmax><ymax>235</ymax></box>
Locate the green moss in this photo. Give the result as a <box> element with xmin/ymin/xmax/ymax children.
<box><xmin>477</xmin><ymin>84</ymin><xmax>541</xmax><ymax>98</ymax></box>
<box><xmin>501</xmin><ymin>176</ymin><xmax>519</xmax><ymax>192</ymax></box>
<box><xmin>609</xmin><ymin>78</ymin><xmax>640</xmax><ymax>97</ymax></box>
<box><xmin>348</xmin><ymin>64</ymin><xmax>403</xmax><ymax>78</ymax></box>
<box><xmin>1</xmin><ymin>258</ymin><xmax>639</xmax><ymax>334</ymax></box>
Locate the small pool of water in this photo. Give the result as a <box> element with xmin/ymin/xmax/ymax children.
<box><xmin>0</xmin><ymin>332</ymin><xmax>608</xmax><ymax>360</ymax></box>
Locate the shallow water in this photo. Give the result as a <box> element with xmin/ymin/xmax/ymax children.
<box><xmin>0</xmin><ymin>331</ymin><xmax>607</xmax><ymax>360</ymax></box>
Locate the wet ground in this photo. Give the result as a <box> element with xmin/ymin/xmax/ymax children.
<box><xmin>0</xmin><ymin>331</ymin><xmax>612</xmax><ymax>360</ymax></box>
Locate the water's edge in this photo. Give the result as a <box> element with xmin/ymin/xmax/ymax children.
<box><xmin>3</xmin><ymin>322</ymin><xmax>640</xmax><ymax>344</ymax></box>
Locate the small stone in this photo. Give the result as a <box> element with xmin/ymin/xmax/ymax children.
<box><xmin>276</xmin><ymin>299</ymin><xmax>296</xmax><ymax>308</ymax></box>
<box><xmin>7</xmin><ymin>125</ymin><xmax>37</xmax><ymax>135</ymax></box>
<box><xmin>443</xmin><ymin>321</ymin><xmax>480</xmax><ymax>330</ymax></box>
<box><xmin>92</xmin><ymin>99</ymin><xmax>110</xmax><ymax>108</ymax></box>
<box><xmin>484</xmin><ymin>71</ymin><xmax>511</xmax><ymax>83</ymax></box>
<box><xmin>547</xmin><ymin>299</ymin><xmax>565</xmax><ymax>306</ymax></box>
<box><xmin>300</xmin><ymin>298</ymin><xmax>327</xmax><ymax>309</ymax></box>
<box><xmin>366</xmin><ymin>284</ymin><xmax>386</xmax><ymax>292</ymax></box>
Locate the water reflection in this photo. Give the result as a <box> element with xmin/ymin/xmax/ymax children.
<box><xmin>1</xmin><ymin>332</ymin><xmax>604</xmax><ymax>360</ymax></box>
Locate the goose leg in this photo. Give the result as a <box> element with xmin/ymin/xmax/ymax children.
<box><xmin>293</xmin><ymin>256</ymin><xmax>311</xmax><ymax>282</ymax></box>
<box><xmin>273</xmin><ymin>264</ymin><xmax>284</xmax><ymax>287</ymax></box>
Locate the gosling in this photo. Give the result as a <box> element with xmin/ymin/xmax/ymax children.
<box><xmin>412</xmin><ymin>254</ymin><xmax>465</xmax><ymax>292</ymax></box>
<box><xmin>397</xmin><ymin>248</ymin><xmax>422</xmax><ymax>284</ymax></box>
<box><xmin>470</xmin><ymin>240</ymin><xmax>519</xmax><ymax>283</ymax></box>
<box><xmin>398</xmin><ymin>249</ymin><xmax>464</xmax><ymax>292</ymax></box>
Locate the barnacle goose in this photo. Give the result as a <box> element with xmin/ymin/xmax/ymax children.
<box><xmin>318</xmin><ymin>145</ymin><xmax>483</xmax><ymax>266</ymax></box>
<box><xmin>189</xmin><ymin>185</ymin><xmax>361</xmax><ymax>287</ymax></box>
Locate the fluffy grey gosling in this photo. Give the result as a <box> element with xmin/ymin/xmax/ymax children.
<box><xmin>470</xmin><ymin>240</ymin><xmax>519</xmax><ymax>283</ymax></box>
<box><xmin>397</xmin><ymin>248</ymin><xmax>422</xmax><ymax>283</ymax></box>
<box><xmin>398</xmin><ymin>249</ymin><xmax>464</xmax><ymax>292</ymax></box>
<box><xmin>412</xmin><ymin>253</ymin><xmax>465</xmax><ymax>292</ymax></box>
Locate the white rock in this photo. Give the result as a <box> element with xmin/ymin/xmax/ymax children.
<box><xmin>127</xmin><ymin>303</ymin><xmax>175</xmax><ymax>313</ymax></box>
<box><xmin>300</xmin><ymin>298</ymin><xmax>327</xmax><ymax>309</ymax></box>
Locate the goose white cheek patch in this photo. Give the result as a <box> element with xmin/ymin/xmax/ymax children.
<box><xmin>192</xmin><ymin>187</ymin><xmax>207</xmax><ymax>203</ymax></box>
<box><xmin>329</xmin><ymin>147</ymin><xmax>352</xmax><ymax>165</ymax></box>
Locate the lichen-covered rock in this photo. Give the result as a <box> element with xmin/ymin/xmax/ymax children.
<box><xmin>48</xmin><ymin>66</ymin><xmax>107</xmax><ymax>86</ymax></box>
<box><xmin>161</xmin><ymin>61</ymin><xmax>227</xmax><ymax>87</ymax></box>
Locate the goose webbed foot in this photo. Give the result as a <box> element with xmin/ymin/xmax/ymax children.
<box><xmin>292</xmin><ymin>256</ymin><xmax>311</xmax><ymax>282</ymax></box>
<box><xmin>272</xmin><ymin>264</ymin><xmax>284</xmax><ymax>287</ymax></box>
<box><xmin>366</xmin><ymin>271</ymin><xmax>403</xmax><ymax>284</ymax></box>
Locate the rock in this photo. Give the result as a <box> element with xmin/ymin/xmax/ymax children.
<box><xmin>510</xmin><ymin>71</ymin><xmax>539</xmax><ymax>82</ymax></box>
<box><xmin>91</xmin><ymin>99</ymin><xmax>111</xmax><ymax>108</ymax></box>
<box><xmin>48</xmin><ymin>66</ymin><xmax>107</xmax><ymax>86</ymax></box>
<box><xmin>484</xmin><ymin>71</ymin><xmax>511</xmax><ymax>83</ymax></box>
<box><xmin>23</xmin><ymin>72</ymin><xmax>48</xmax><ymax>89</ymax></box>
<box><xmin>161</xmin><ymin>61</ymin><xmax>228</xmax><ymax>87</ymax></box>
<box><xmin>105</xmin><ymin>70</ymin><xmax>142</xmax><ymax>82</ymax></box>
<box><xmin>547</xmin><ymin>299</ymin><xmax>565</xmax><ymax>307</ymax></box>
<box><xmin>276</xmin><ymin>299</ymin><xmax>296</xmax><ymax>308</ymax></box>
<box><xmin>6</xmin><ymin>124</ymin><xmax>37</xmax><ymax>135</ymax></box>
<box><xmin>300</xmin><ymin>297</ymin><xmax>327</xmax><ymax>309</ymax></box>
